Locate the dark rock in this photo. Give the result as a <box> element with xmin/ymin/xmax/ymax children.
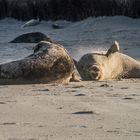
<box><xmin>52</xmin><ymin>23</ymin><xmax>63</xmax><ymax>29</ymax></box>
<box><xmin>10</xmin><ymin>32</ymin><xmax>52</xmax><ymax>43</ymax></box>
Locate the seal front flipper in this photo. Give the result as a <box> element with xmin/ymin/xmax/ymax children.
<box><xmin>70</xmin><ymin>72</ymin><xmax>81</xmax><ymax>82</ymax></box>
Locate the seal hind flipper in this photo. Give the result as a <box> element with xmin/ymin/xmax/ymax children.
<box><xmin>106</xmin><ymin>41</ymin><xmax>120</xmax><ymax>57</ymax></box>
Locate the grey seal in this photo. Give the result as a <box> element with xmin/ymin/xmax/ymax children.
<box><xmin>0</xmin><ymin>41</ymin><xmax>80</xmax><ymax>84</ymax></box>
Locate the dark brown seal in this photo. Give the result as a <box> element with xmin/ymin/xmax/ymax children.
<box><xmin>0</xmin><ymin>41</ymin><xmax>80</xmax><ymax>84</ymax></box>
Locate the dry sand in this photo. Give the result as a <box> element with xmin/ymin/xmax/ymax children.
<box><xmin>0</xmin><ymin>79</ymin><xmax>140</xmax><ymax>140</ymax></box>
<box><xmin>0</xmin><ymin>16</ymin><xmax>140</xmax><ymax>140</ymax></box>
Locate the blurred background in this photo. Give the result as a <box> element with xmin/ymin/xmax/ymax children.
<box><xmin>0</xmin><ymin>0</ymin><xmax>140</xmax><ymax>21</ymax></box>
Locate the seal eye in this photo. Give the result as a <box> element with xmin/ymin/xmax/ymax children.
<box><xmin>34</xmin><ymin>44</ymin><xmax>42</xmax><ymax>53</ymax></box>
<box><xmin>89</xmin><ymin>65</ymin><xmax>102</xmax><ymax>80</ymax></box>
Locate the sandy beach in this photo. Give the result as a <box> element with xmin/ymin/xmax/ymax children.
<box><xmin>0</xmin><ymin>79</ymin><xmax>140</xmax><ymax>140</ymax></box>
<box><xmin>0</xmin><ymin>16</ymin><xmax>140</xmax><ymax>139</ymax></box>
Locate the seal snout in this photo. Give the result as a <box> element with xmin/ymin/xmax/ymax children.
<box><xmin>89</xmin><ymin>65</ymin><xmax>102</xmax><ymax>80</ymax></box>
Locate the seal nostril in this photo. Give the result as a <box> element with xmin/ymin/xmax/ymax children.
<box><xmin>90</xmin><ymin>65</ymin><xmax>100</xmax><ymax>71</ymax></box>
<box><xmin>92</xmin><ymin>66</ymin><xmax>100</xmax><ymax>71</ymax></box>
<box><xmin>90</xmin><ymin>71</ymin><xmax>101</xmax><ymax>80</ymax></box>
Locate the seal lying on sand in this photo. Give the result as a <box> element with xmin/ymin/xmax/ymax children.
<box><xmin>0</xmin><ymin>41</ymin><xmax>80</xmax><ymax>84</ymax></box>
<box><xmin>10</xmin><ymin>32</ymin><xmax>51</xmax><ymax>43</ymax></box>
<box><xmin>77</xmin><ymin>41</ymin><xmax>140</xmax><ymax>81</ymax></box>
<box><xmin>22</xmin><ymin>19</ymin><xmax>40</xmax><ymax>28</ymax></box>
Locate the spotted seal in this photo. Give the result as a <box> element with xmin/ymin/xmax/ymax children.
<box><xmin>0</xmin><ymin>41</ymin><xmax>80</xmax><ymax>84</ymax></box>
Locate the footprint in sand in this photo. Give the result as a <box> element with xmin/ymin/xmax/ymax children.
<box><xmin>121</xmin><ymin>87</ymin><xmax>129</xmax><ymax>89</ymax></box>
<box><xmin>75</xmin><ymin>93</ymin><xmax>86</xmax><ymax>96</ymax></box>
<box><xmin>32</xmin><ymin>89</ymin><xmax>50</xmax><ymax>92</ymax></box>
<box><xmin>123</xmin><ymin>97</ymin><xmax>134</xmax><ymax>100</ymax></box>
<box><xmin>100</xmin><ymin>84</ymin><xmax>110</xmax><ymax>87</ymax></box>
<box><xmin>1</xmin><ymin>122</ymin><xmax>16</xmax><ymax>125</ymax></box>
<box><xmin>0</xmin><ymin>102</ymin><xmax>6</xmax><ymax>104</ymax></box>
<box><xmin>72</xmin><ymin>111</ymin><xmax>95</xmax><ymax>115</ymax></box>
<box><xmin>72</xmin><ymin>85</ymin><xmax>84</xmax><ymax>88</ymax></box>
